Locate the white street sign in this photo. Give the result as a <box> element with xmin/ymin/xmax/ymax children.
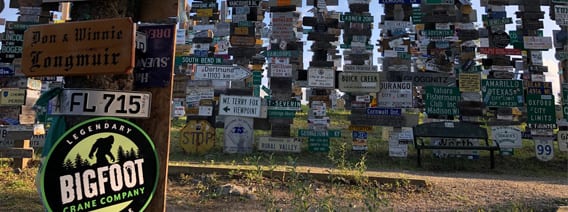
<box><xmin>557</xmin><ymin>131</ymin><xmax>568</xmax><ymax>152</ymax></box>
<box><xmin>389</xmin><ymin>131</ymin><xmax>407</xmax><ymax>158</ymax></box>
<box><xmin>186</xmin><ymin>87</ymin><xmax>214</xmax><ymax>105</ymax></box>
<box><xmin>378</xmin><ymin>82</ymin><xmax>413</xmax><ymax>108</ymax></box>
<box><xmin>218</xmin><ymin>95</ymin><xmax>262</xmax><ymax>118</ymax></box>
<box><xmin>356</xmin><ymin>95</ymin><xmax>371</xmax><ymax>103</ymax></box>
<box><xmin>269</xmin><ymin>64</ymin><xmax>293</xmax><ymax>78</ymax></box>
<box><xmin>224</xmin><ymin>116</ymin><xmax>254</xmax><ymax>154</ymax></box>
<box><xmin>343</xmin><ymin>64</ymin><xmax>377</xmax><ymax>72</ymax></box>
<box><xmin>491</xmin><ymin>126</ymin><xmax>522</xmax><ymax>149</ymax></box>
<box><xmin>54</xmin><ymin>89</ymin><xmax>151</xmax><ymax>118</ymax></box>
<box><xmin>381</xmin><ymin>21</ymin><xmax>412</xmax><ymax>31</ymax></box>
<box><xmin>398</xmin><ymin>127</ymin><xmax>414</xmax><ymax>141</ymax></box>
<box><xmin>194</xmin><ymin>65</ymin><xmax>251</xmax><ymax>80</ymax></box>
<box><xmin>523</xmin><ymin>36</ymin><xmax>553</xmax><ymax>50</ymax></box>
<box><xmin>534</xmin><ymin>137</ymin><xmax>554</xmax><ymax>162</ymax></box>
<box><xmin>308</xmin><ymin>67</ymin><xmax>335</xmax><ymax>88</ymax></box>
<box><xmin>530</xmin><ymin>51</ymin><xmax>543</xmax><ymax>66</ymax></box>
<box><xmin>338</xmin><ymin>72</ymin><xmax>381</xmax><ymax>93</ymax></box>
<box><xmin>257</xmin><ymin>137</ymin><xmax>302</xmax><ymax>153</ymax></box>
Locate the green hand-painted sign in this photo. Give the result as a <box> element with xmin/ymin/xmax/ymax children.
<box><xmin>527</xmin><ymin>94</ymin><xmax>556</xmax><ymax>129</ymax></box>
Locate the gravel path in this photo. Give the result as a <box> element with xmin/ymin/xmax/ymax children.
<box><xmin>381</xmin><ymin>171</ymin><xmax>568</xmax><ymax>211</ymax></box>
<box><xmin>167</xmin><ymin>169</ymin><xmax>568</xmax><ymax>211</ymax></box>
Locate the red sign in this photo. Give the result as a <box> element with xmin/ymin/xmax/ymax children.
<box><xmin>478</xmin><ymin>47</ymin><xmax>521</xmax><ymax>55</ymax></box>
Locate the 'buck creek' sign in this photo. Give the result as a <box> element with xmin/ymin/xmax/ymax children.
<box><xmin>22</xmin><ymin>18</ymin><xmax>136</xmax><ymax>77</ymax></box>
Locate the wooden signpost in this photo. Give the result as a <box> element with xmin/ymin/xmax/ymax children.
<box><xmin>22</xmin><ymin>18</ymin><xmax>136</xmax><ymax>76</ymax></box>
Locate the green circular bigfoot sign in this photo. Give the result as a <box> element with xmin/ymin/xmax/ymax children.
<box><xmin>40</xmin><ymin>117</ymin><xmax>159</xmax><ymax>212</ymax></box>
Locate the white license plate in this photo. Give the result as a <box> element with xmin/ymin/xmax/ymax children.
<box><xmin>54</xmin><ymin>89</ymin><xmax>151</xmax><ymax>118</ymax></box>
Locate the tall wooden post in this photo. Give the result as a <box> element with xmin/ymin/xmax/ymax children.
<box><xmin>137</xmin><ymin>1</ymin><xmax>177</xmax><ymax>211</ymax></box>
<box><xmin>67</xmin><ymin>0</ymin><xmax>178</xmax><ymax>211</ymax></box>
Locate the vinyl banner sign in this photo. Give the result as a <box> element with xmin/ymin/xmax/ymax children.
<box><xmin>39</xmin><ymin>117</ymin><xmax>159</xmax><ymax>212</ymax></box>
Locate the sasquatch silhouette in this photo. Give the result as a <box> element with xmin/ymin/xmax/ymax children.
<box><xmin>89</xmin><ymin>135</ymin><xmax>115</xmax><ymax>166</ymax></box>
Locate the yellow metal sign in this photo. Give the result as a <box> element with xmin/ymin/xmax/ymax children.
<box><xmin>22</xmin><ymin>18</ymin><xmax>135</xmax><ymax>77</ymax></box>
<box><xmin>459</xmin><ymin>73</ymin><xmax>481</xmax><ymax>92</ymax></box>
<box><xmin>196</xmin><ymin>8</ymin><xmax>213</xmax><ymax>17</ymax></box>
<box><xmin>348</xmin><ymin>125</ymin><xmax>372</xmax><ymax>131</ymax></box>
<box><xmin>179</xmin><ymin>120</ymin><xmax>215</xmax><ymax>154</ymax></box>
<box><xmin>0</xmin><ymin>88</ymin><xmax>25</xmax><ymax>105</ymax></box>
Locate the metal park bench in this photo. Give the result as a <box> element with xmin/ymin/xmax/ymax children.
<box><xmin>412</xmin><ymin>122</ymin><xmax>500</xmax><ymax>169</ymax></box>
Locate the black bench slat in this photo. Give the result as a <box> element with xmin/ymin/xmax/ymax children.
<box><xmin>412</xmin><ymin>122</ymin><xmax>500</xmax><ymax>169</ymax></box>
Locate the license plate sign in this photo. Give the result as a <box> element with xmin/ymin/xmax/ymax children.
<box><xmin>54</xmin><ymin>89</ymin><xmax>151</xmax><ymax>118</ymax></box>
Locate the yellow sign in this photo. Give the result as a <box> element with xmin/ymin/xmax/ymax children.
<box><xmin>251</xmin><ymin>64</ymin><xmax>263</xmax><ymax>70</ymax></box>
<box><xmin>459</xmin><ymin>73</ymin><xmax>481</xmax><ymax>92</ymax></box>
<box><xmin>179</xmin><ymin>120</ymin><xmax>215</xmax><ymax>154</ymax></box>
<box><xmin>22</xmin><ymin>18</ymin><xmax>135</xmax><ymax>77</ymax></box>
<box><xmin>196</xmin><ymin>8</ymin><xmax>213</xmax><ymax>17</ymax></box>
<box><xmin>234</xmin><ymin>26</ymin><xmax>249</xmax><ymax>35</ymax></box>
<box><xmin>0</xmin><ymin>88</ymin><xmax>26</xmax><ymax>105</ymax></box>
<box><xmin>348</xmin><ymin>125</ymin><xmax>372</xmax><ymax>131</ymax></box>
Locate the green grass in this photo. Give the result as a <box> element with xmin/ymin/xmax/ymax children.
<box><xmin>169</xmin><ymin>111</ymin><xmax>568</xmax><ymax>178</ymax></box>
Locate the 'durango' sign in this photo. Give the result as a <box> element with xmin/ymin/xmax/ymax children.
<box><xmin>22</xmin><ymin>18</ymin><xmax>136</xmax><ymax>77</ymax></box>
<box><xmin>39</xmin><ymin>117</ymin><xmax>158</xmax><ymax>212</ymax></box>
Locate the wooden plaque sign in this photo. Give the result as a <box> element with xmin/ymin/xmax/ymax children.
<box><xmin>22</xmin><ymin>18</ymin><xmax>135</xmax><ymax>77</ymax></box>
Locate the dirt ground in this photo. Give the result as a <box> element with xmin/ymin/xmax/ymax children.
<box><xmin>165</xmin><ymin>168</ymin><xmax>568</xmax><ymax>212</ymax></box>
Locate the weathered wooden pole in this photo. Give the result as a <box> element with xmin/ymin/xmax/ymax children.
<box><xmin>66</xmin><ymin>0</ymin><xmax>178</xmax><ymax>211</ymax></box>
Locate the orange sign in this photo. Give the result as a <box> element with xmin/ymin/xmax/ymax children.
<box><xmin>22</xmin><ymin>18</ymin><xmax>135</xmax><ymax>77</ymax></box>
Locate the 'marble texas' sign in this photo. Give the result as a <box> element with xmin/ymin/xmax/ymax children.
<box><xmin>22</xmin><ymin>18</ymin><xmax>136</xmax><ymax>77</ymax></box>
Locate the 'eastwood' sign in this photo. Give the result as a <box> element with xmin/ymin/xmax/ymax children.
<box><xmin>22</xmin><ymin>18</ymin><xmax>136</xmax><ymax>76</ymax></box>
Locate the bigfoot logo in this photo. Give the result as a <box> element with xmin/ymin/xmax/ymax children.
<box><xmin>39</xmin><ymin>117</ymin><xmax>158</xmax><ymax>212</ymax></box>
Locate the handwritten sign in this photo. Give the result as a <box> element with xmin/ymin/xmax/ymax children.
<box><xmin>22</xmin><ymin>18</ymin><xmax>135</xmax><ymax>76</ymax></box>
<box><xmin>308</xmin><ymin>67</ymin><xmax>335</xmax><ymax>88</ymax></box>
<box><xmin>459</xmin><ymin>73</ymin><xmax>481</xmax><ymax>92</ymax></box>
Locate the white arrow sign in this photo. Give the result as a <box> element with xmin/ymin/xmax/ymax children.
<box><xmin>194</xmin><ymin>65</ymin><xmax>251</xmax><ymax>80</ymax></box>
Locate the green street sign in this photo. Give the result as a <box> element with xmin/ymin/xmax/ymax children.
<box><xmin>261</xmin><ymin>85</ymin><xmax>271</xmax><ymax>94</ymax></box>
<box><xmin>253</xmin><ymin>86</ymin><xmax>260</xmax><ymax>97</ymax></box>
<box><xmin>267</xmin><ymin>99</ymin><xmax>301</xmax><ymax>110</ymax></box>
<box><xmin>423</xmin><ymin>30</ymin><xmax>454</xmax><ymax>37</ymax></box>
<box><xmin>424</xmin><ymin>0</ymin><xmax>454</xmax><ymax>4</ymax></box>
<box><xmin>424</xmin><ymin>86</ymin><xmax>460</xmax><ymax>116</ymax></box>
<box><xmin>509</xmin><ymin>30</ymin><xmax>543</xmax><ymax>49</ymax></box>
<box><xmin>308</xmin><ymin>137</ymin><xmax>329</xmax><ymax>152</ymax></box>
<box><xmin>527</xmin><ymin>94</ymin><xmax>556</xmax><ymax>129</ymax></box>
<box><xmin>298</xmin><ymin>129</ymin><xmax>342</xmax><ymax>138</ymax></box>
<box><xmin>482</xmin><ymin>80</ymin><xmax>524</xmax><ymax>107</ymax></box>
<box><xmin>340</xmin><ymin>44</ymin><xmax>374</xmax><ymax>50</ymax></box>
<box><xmin>177</xmin><ymin>56</ymin><xmax>223</xmax><ymax>64</ymax></box>
<box><xmin>340</xmin><ymin>14</ymin><xmax>374</xmax><ymax>23</ymax></box>
<box><xmin>268</xmin><ymin>109</ymin><xmax>296</xmax><ymax>118</ymax></box>
<box><xmin>253</xmin><ymin>75</ymin><xmax>262</xmax><ymax>85</ymax></box>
